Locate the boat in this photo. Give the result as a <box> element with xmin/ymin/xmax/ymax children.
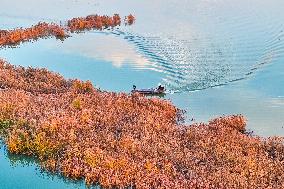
<box><xmin>131</xmin><ymin>85</ymin><xmax>166</xmax><ymax>95</ymax></box>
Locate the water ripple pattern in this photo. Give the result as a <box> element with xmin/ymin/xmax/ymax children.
<box><xmin>109</xmin><ymin>0</ymin><xmax>284</xmax><ymax>93</ymax></box>
<box><xmin>0</xmin><ymin>0</ymin><xmax>284</xmax><ymax>93</ymax></box>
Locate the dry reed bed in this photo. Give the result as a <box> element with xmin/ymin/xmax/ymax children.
<box><xmin>0</xmin><ymin>14</ymin><xmax>135</xmax><ymax>46</ymax></box>
<box><xmin>0</xmin><ymin>22</ymin><xmax>66</xmax><ymax>46</ymax></box>
<box><xmin>0</xmin><ymin>59</ymin><xmax>283</xmax><ymax>189</ymax></box>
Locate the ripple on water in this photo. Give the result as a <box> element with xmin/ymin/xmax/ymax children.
<box><xmin>103</xmin><ymin>0</ymin><xmax>284</xmax><ymax>93</ymax></box>
<box><xmin>1</xmin><ymin>0</ymin><xmax>284</xmax><ymax>94</ymax></box>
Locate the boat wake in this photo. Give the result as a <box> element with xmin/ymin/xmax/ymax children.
<box><xmin>109</xmin><ymin>28</ymin><xmax>283</xmax><ymax>93</ymax></box>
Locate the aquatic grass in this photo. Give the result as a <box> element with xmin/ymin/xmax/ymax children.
<box><xmin>67</xmin><ymin>14</ymin><xmax>122</xmax><ymax>32</ymax></box>
<box><xmin>125</xmin><ymin>14</ymin><xmax>135</xmax><ymax>25</ymax></box>
<box><xmin>0</xmin><ymin>14</ymin><xmax>135</xmax><ymax>47</ymax></box>
<box><xmin>0</xmin><ymin>119</ymin><xmax>14</xmax><ymax>138</ymax></box>
<box><xmin>0</xmin><ymin>59</ymin><xmax>283</xmax><ymax>188</ymax></box>
<box><xmin>0</xmin><ymin>22</ymin><xmax>66</xmax><ymax>46</ymax></box>
<box><xmin>0</xmin><ymin>119</ymin><xmax>13</xmax><ymax>130</ymax></box>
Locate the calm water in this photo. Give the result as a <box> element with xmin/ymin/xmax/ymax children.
<box><xmin>0</xmin><ymin>0</ymin><xmax>284</xmax><ymax>188</ymax></box>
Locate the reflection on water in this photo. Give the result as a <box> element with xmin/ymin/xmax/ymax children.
<box><xmin>171</xmin><ymin>64</ymin><xmax>284</xmax><ymax>137</ymax></box>
<box><xmin>109</xmin><ymin>1</ymin><xmax>284</xmax><ymax>92</ymax></box>
<box><xmin>47</xmin><ymin>32</ymin><xmax>156</xmax><ymax>70</ymax></box>
<box><xmin>0</xmin><ymin>35</ymin><xmax>163</xmax><ymax>92</ymax></box>
<box><xmin>0</xmin><ymin>0</ymin><xmax>284</xmax><ymax>188</ymax></box>
<box><xmin>0</xmin><ymin>144</ymin><xmax>91</xmax><ymax>189</ymax></box>
<box><xmin>1</xmin><ymin>0</ymin><xmax>284</xmax><ymax>93</ymax></box>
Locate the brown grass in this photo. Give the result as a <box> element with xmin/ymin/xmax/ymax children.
<box><xmin>0</xmin><ymin>14</ymin><xmax>135</xmax><ymax>47</ymax></box>
<box><xmin>0</xmin><ymin>59</ymin><xmax>283</xmax><ymax>189</ymax></box>
<box><xmin>0</xmin><ymin>22</ymin><xmax>66</xmax><ymax>46</ymax></box>
<box><xmin>67</xmin><ymin>14</ymin><xmax>122</xmax><ymax>32</ymax></box>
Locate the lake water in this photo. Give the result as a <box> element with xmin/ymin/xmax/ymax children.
<box><xmin>0</xmin><ymin>0</ymin><xmax>284</xmax><ymax>188</ymax></box>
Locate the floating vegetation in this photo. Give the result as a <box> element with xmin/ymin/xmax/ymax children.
<box><xmin>0</xmin><ymin>14</ymin><xmax>135</xmax><ymax>47</ymax></box>
<box><xmin>67</xmin><ymin>14</ymin><xmax>122</xmax><ymax>32</ymax></box>
<box><xmin>0</xmin><ymin>58</ymin><xmax>283</xmax><ymax>188</ymax></box>
<box><xmin>0</xmin><ymin>22</ymin><xmax>66</xmax><ymax>46</ymax></box>
<box><xmin>125</xmin><ymin>14</ymin><xmax>135</xmax><ymax>25</ymax></box>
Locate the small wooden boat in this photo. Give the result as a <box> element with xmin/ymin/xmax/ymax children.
<box><xmin>131</xmin><ymin>85</ymin><xmax>166</xmax><ymax>95</ymax></box>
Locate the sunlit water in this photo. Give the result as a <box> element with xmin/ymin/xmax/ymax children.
<box><xmin>0</xmin><ymin>0</ymin><xmax>284</xmax><ymax>188</ymax></box>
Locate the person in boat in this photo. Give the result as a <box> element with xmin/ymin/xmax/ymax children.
<box><xmin>132</xmin><ymin>84</ymin><xmax>165</xmax><ymax>94</ymax></box>
<box><xmin>157</xmin><ymin>85</ymin><xmax>165</xmax><ymax>92</ymax></box>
